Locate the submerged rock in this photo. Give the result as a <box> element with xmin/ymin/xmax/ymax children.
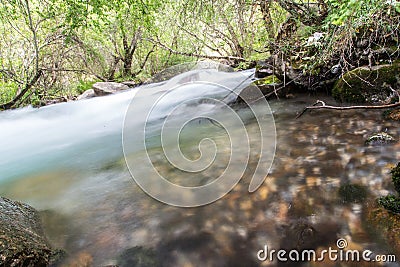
<box><xmin>332</xmin><ymin>62</ymin><xmax>400</xmax><ymax>103</ymax></box>
<box><xmin>338</xmin><ymin>183</ymin><xmax>368</xmax><ymax>203</ymax></box>
<box><xmin>62</xmin><ymin>251</ymin><xmax>93</xmax><ymax>267</ymax></box>
<box><xmin>117</xmin><ymin>246</ymin><xmax>160</xmax><ymax>267</ymax></box>
<box><xmin>365</xmin><ymin>132</ymin><xmax>396</xmax><ymax>145</ymax></box>
<box><xmin>0</xmin><ymin>197</ymin><xmax>53</xmax><ymax>266</ymax></box>
<box><xmin>92</xmin><ymin>82</ymin><xmax>129</xmax><ymax>96</ymax></box>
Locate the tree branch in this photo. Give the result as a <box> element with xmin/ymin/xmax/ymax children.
<box><xmin>296</xmin><ymin>100</ymin><xmax>400</xmax><ymax>119</ymax></box>
<box><xmin>133</xmin><ymin>45</ymin><xmax>156</xmax><ymax>77</ymax></box>
<box><xmin>24</xmin><ymin>0</ymin><xmax>39</xmax><ymax>72</ymax></box>
<box><xmin>147</xmin><ymin>38</ymin><xmax>245</xmax><ymax>62</ymax></box>
<box><xmin>0</xmin><ymin>69</ymin><xmax>42</xmax><ymax>110</ymax></box>
<box><xmin>176</xmin><ymin>22</ymin><xmax>222</xmax><ymax>54</ymax></box>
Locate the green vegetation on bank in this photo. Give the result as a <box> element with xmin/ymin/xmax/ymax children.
<box><xmin>379</xmin><ymin>163</ymin><xmax>400</xmax><ymax>214</ymax></box>
<box><xmin>0</xmin><ymin>0</ymin><xmax>399</xmax><ymax>108</ymax></box>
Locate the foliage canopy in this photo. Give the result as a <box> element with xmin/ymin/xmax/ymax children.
<box><xmin>0</xmin><ymin>0</ymin><xmax>398</xmax><ymax>108</ymax></box>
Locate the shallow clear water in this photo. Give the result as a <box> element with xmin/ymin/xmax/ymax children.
<box><xmin>1</xmin><ymin>90</ymin><xmax>399</xmax><ymax>266</ymax></box>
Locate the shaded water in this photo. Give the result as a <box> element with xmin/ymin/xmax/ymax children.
<box><xmin>0</xmin><ymin>79</ymin><xmax>399</xmax><ymax>265</ymax></box>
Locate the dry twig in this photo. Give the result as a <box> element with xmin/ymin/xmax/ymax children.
<box><xmin>296</xmin><ymin>99</ymin><xmax>400</xmax><ymax>119</ymax></box>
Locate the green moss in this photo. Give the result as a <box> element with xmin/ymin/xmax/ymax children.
<box><xmin>332</xmin><ymin>62</ymin><xmax>400</xmax><ymax>103</ymax></box>
<box><xmin>378</xmin><ymin>195</ymin><xmax>400</xmax><ymax>214</ymax></box>
<box><xmin>391</xmin><ymin>162</ymin><xmax>400</xmax><ymax>194</ymax></box>
<box><xmin>254</xmin><ymin>75</ymin><xmax>281</xmax><ymax>86</ymax></box>
<box><xmin>338</xmin><ymin>183</ymin><xmax>368</xmax><ymax>203</ymax></box>
<box><xmin>378</xmin><ymin>163</ymin><xmax>400</xmax><ymax>214</ymax></box>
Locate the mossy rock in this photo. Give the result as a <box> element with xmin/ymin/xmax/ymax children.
<box><xmin>0</xmin><ymin>197</ymin><xmax>54</xmax><ymax>266</ymax></box>
<box><xmin>332</xmin><ymin>63</ymin><xmax>400</xmax><ymax>103</ymax></box>
<box><xmin>251</xmin><ymin>75</ymin><xmax>288</xmax><ymax>98</ymax></box>
<box><xmin>254</xmin><ymin>75</ymin><xmax>281</xmax><ymax>86</ymax></box>
<box><xmin>368</xmin><ymin>162</ymin><xmax>400</xmax><ymax>255</ymax></box>
<box><xmin>366</xmin><ymin>202</ymin><xmax>400</xmax><ymax>255</ymax></box>
<box><xmin>376</xmin><ymin>162</ymin><xmax>400</xmax><ymax>214</ymax></box>
<box><xmin>391</xmin><ymin>162</ymin><xmax>400</xmax><ymax>194</ymax></box>
<box><xmin>378</xmin><ymin>195</ymin><xmax>400</xmax><ymax>214</ymax></box>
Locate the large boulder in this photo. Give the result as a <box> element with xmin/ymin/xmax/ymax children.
<box><xmin>92</xmin><ymin>82</ymin><xmax>129</xmax><ymax>96</ymax></box>
<box><xmin>332</xmin><ymin>62</ymin><xmax>400</xmax><ymax>103</ymax></box>
<box><xmin>0</xmin><ymin>197</ymin><xmax>53</xmax><ymax>266</ymax></box>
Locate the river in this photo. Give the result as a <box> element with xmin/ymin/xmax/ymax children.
<box><xmin>0</xmin><ymin>68</ymin><xmax>399</xmax><ymax>266</ymax></box>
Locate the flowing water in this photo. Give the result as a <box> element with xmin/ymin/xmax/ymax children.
<box><xmin>0</xmin><ymin>69</ymin><xmax>399</xmax><ymax>266</ymax></box>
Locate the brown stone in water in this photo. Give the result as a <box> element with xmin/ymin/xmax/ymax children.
<box><xmin>0</xmin><ymin>196</ymin><xmax>53</xmax><ymax>266</ymax></box>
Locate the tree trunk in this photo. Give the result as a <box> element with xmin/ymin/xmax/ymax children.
<box><xmin>123</xmin><ymin>52</ymin><xmax>133</xmax><ymax>77</ymax></box>
<box><xmin>0</xmin><ymin>70</ymin><xmax>42</xmax><ymax>110</ymax></box>
<box><xmin>0</xmin><ymin>0</ymin><xmax>42</xmax><ymax>110</ymax></box>
<box><xmin>121</xmin><ymin>29</ymin><xmax>141</xmax><ymax>78</ymax></box>
<box><xmin>259</xmin><ymin>0</ymin><xmax>274</xmax><ymax>38</ymax></box>
<box><xmin>107</xmin><ymin>56</ymin><xmax>121</xmax><ymax>81</ymax></box>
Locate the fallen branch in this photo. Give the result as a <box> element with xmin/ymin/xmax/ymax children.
<box><xmin>296</xmin><ymin>100</ymin><xmax>400</xmax><ymax>119</ymax></box>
